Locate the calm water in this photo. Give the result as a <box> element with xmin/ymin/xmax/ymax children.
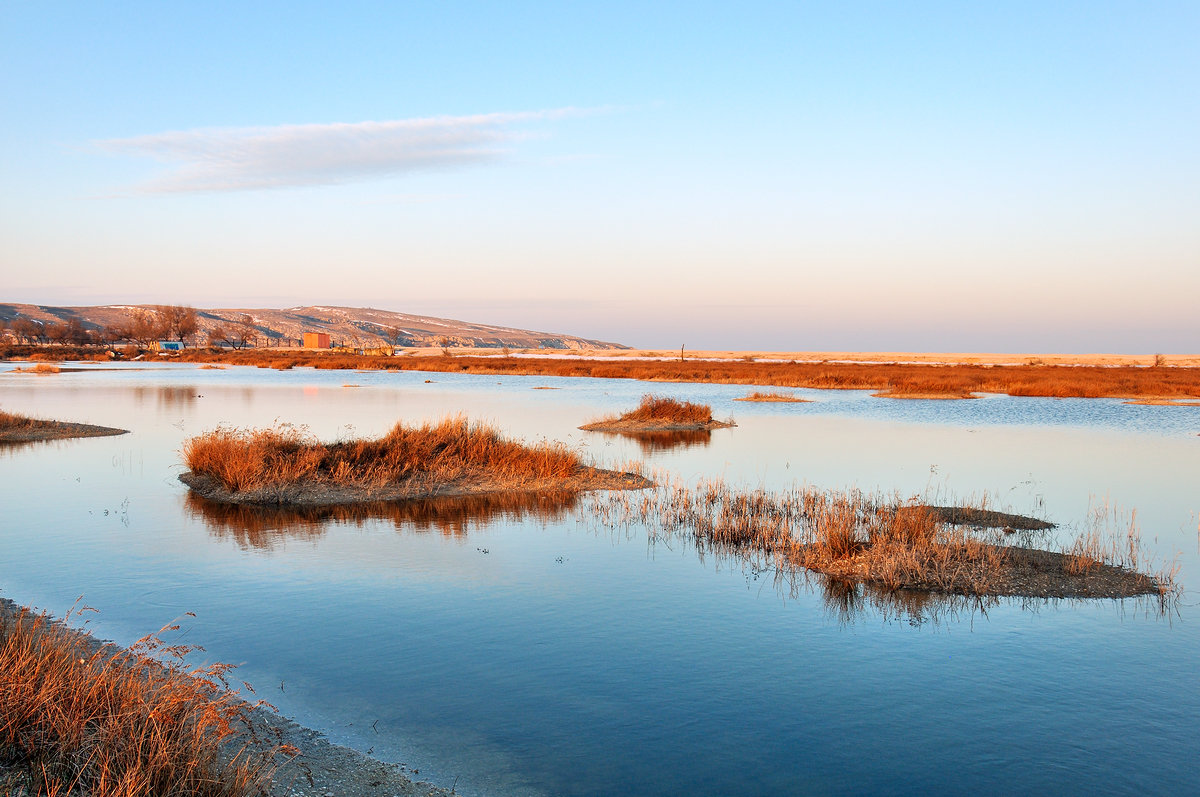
<box><xmin>2</xmin><ymin>362</ymin><xmax>1198</xmax><ymax>795</ymax></box>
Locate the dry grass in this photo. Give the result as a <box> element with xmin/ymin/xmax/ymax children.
<box><xmin>0</xmin><ymin>410</ymin><xmax>53</xmax><ymax>434</ymax></box>
<box><xmin>0</xmin><ymin>604</ymin><xmax>293</xmax><ymax>796</ymax></box>
<box><xmin>609</xmin><ymin>395</ymin><xmax>714</xmax><ymax>425</ymax></box>
<box><xmin>734</xmin><ymin>390</ymin><xmax>807</xmax><ymax>402</ymax></box>
<box><xmin>7</xmin><ymin>363</ymin><xmax>61</xmax><ymax>374</ymax></box>
<box><xmin>580</xmin><ymin>395</ymin><xmax>731</xmax><ymax>431</ymax></box>
<box><xmin>587</xmin><ymin>480</ymin><xmax>1176</xmax><ymax>599</ymax></box>
<box><xmin>169</xmin><ymin>349</ymin><xmax>1200</xmax><ymax>399</ymax></box>
<box><xmin>182</xmin><ymin>418</ymin><xmax>585</xmax><ymax>496</ymax></box>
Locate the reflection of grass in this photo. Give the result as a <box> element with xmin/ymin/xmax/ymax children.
<box><xmin>187</xmin><ymin>490</ymin><xmax>582</xmax><ymax>547</ymax></box>
<box><xmin>588</xmin><ymin>480</ymin><xmax>1177</xmax><ymax>601</ymax></box>
<box><xmin>0</xmin><ymin>604</ymin><xmax>293</xmax><ymax>795</ymax></box>
<box><xmin>600</xmin><ymin>428</ymin><xmax>714</xmax><ymax>454</ymax></box>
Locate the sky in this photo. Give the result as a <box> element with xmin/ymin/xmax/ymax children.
<box><xmin>2</xmin><ymin>1</ymin><xmax>1197</xmax><ymax>352</ymax></box>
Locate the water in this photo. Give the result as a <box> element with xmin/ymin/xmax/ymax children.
<box><xmin>2</xmin><ymin>362</ymin><xmax>1198</xmax><ymax>795</ymax></box>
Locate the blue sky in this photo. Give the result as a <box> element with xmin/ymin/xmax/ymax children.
<box><xmin>2</xmin><ymin>2</ymin><xmax>1197</xmax><ymax>351</ymax></box>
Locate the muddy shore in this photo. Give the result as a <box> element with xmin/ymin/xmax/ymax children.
<box><xmin>579</xmin><ymin>418</ymin><xmax>736</xmax><ymax>432</ymax></box>
<box><xmin>0</xmin><ymin>420</ymin><xmax>128</xmax><ymax>444</ymax></box>
<box><xmin>179</xmin><ymin>468</ymin><xmax>652</xmax><ymax>507</ymax></box>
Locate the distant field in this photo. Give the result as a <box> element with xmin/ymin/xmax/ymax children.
<box><xmin>6</xmin><ymin>343</ymin><xmax>1198</xmax><ymax>399</ymax></box>
<box><xmin>159</xmin><ymin>347</ymin><xmax>1200</xmax><ymax>400</ymax></box>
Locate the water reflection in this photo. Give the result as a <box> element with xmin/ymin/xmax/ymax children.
<box><xmin>133</xmin><ymin>385</ymin><xmax>202</xmax><ymax>409</ymax></box>
<box><xmin>186</xmin><ymin>490</ymin><xmax>581</xmax><ymax>550</ymax></box>
<box><xmin>594</xmin><ymin>428</ymin><xmax>713</xmax><ymax>454</ymax></box>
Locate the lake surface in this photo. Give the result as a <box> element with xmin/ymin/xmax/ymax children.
<box><xmin>2</xmin><ymin>362</ymin><xmax>1198</xmax><ymax>795</ymax></box>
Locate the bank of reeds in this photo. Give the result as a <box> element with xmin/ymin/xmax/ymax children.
<box><xmin>168</xmin><ymin>349</ymin><xmax>1200</xmax><ymax>400</ymax></box>
<box><xmin>587</xmin><ymin>480</ymin><xmax>1177</xmax><ymax>600</ymax></box>
<box><xmin>0</xmin><ymin>410</ymin><xmax>50</xmax><ymax>434</ymax></box>
<box><xmin>0</xmin><ymin>604</ymin><xmax>292</xmax><ymax>796</ymax></box>
<box><xmin>181</xmin><ymin>418</ymin><xmax>643</xmax><ymax>504</ymax></box>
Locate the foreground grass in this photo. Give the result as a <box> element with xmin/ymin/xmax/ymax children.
<box><xmin>0</xmin><ymin>604</ymin><xmax>292</xmax><ymax>796</ymax></box>
<box><xmin>588</xmin><ymin>481</ymin><xmax>1178</xmax><ymax>600</ymax></box>
<box><xmin>181</xmin><ymin>417</ymin><xmax>646</xmax><ymax>505</ymax></box>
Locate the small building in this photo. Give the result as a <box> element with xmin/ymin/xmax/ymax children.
<box><xmin>303</xmin><ymin>332</ymin><xmax>331</xmax><ymax>349</ymax></box>
<box><xmin>152</xmin><ymin>340</ymin><xmax>185</xmax><ymax>352</ymax></box>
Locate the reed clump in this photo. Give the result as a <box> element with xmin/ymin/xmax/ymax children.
<box><xmin>580</xmin><ymin>395</ymin><xmax>734</xmax><ymax>431</ymax></box>
<box><xmin>734</xmin><ymin>390</ymin><xmax>807</xmax><ymax>402</ymax></box>
<box><xmin>0</xmin><ymin>411</ymin><xmax>126</xmax><ymax>443</ymax></box>
<box><xmin>0</xmin><ymin>410</ymin><xmax>50</xmax><ymax>433</ymax></box>
<box><xmin>181</xmin><ymin>418</ymin><xmax>646</xmax><ymax>505</ymax></box>
<box><xmin>0</xmin><ymin>605</ymin><xmax>293</xmax><ymax>796</ymax></box>
<box><xmin>587</xmin><ymin>480</ymin><xmax>1175</xmax><ymax>600</ymax></box>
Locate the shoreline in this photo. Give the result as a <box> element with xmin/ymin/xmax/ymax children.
<box><xmin>0</xmin><ymin>595</ymin><xmax>454</xmax><ymax>797</ymax></box>
<box><xmin>0</xmin><ymin>418</ymin><xmax>128</xmax><ymax>444</ymax></box>
<box><xmin>578</xmin><ymin>418</ymin><xmax>736</xmax><ymax>432</ymax></box>
<box><xmin>179</xmin><ymin>468</ymin><xmax>652</xmax><ymax>508</ymax></box>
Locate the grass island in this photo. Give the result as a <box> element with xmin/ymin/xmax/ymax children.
<box><xmin>0</xmin><ymin>410</ymin><xmax>127</xmax><ymax>444</ymax></box>
<box><xmin>580</xmin><ymin>395</ymin><xmax>736</xmax><ymax>433</ymax></box>
<box><xmin>179</xmin><ymin>417</ymin><xmax>650</xmax><ymax>507</ymax></box>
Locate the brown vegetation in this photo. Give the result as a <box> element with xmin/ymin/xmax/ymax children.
<box><xmin>0</xmin><ymin>603</ymin><xmax>293</xmax><ymax>796</ymax></box>
<box><xmin>160</xmin><ymin>349</ymin><xmax>1200</xmax><ymax>400</ymax></box>
<box><xmin>580</xmin><ymin>395</ymin><xmax>735</xmax><ymax>432</ymax></box>
<box><xmin>0</xmin><ymin>410</ymin><xmax>127</xmax><ymax>443</ymax></box>
<box><xmin>734</xmin><ymin>390</ymin><xmax>808</xmax><ymax>402</ymax></box>
<box><xmin>588</xmin><ymin>481</ymin><xmax>1176</xmax><ymax>600</ymax></box>
<box><xmin>180</xmin><ymin>418</ymin><xmax>649</xmax><ymax>506</ymax></box>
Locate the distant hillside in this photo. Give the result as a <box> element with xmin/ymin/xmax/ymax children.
<box><xmin>0</xmin><ymin>304</ymin><xmax>628</xmax><ymax>350</ymax></box>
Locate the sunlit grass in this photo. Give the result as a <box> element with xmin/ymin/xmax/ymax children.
<box><xmin>168</xmin><ymin>349</ymin><xmax>1200</xmax><ymax>400</ymax></box>
<box><xmin>0</xmin><ymin>605</ymin><xmax>294</xmax><ymax>796</ymax></box>
<box><xmin>182</xmin><ymin>417</ymin><xmax>585</xmax><ymax>495</ymax></box>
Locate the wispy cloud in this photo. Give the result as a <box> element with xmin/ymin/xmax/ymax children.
<box><xmin>95</xmin><ymin>108</ymin><xmax>585</xmax><ymax>194</ymax></box>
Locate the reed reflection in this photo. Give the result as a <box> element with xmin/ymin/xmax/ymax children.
<box><xmin>186</xmin><ymin>490</ymin><xmax>581</xmax><ymax>551</ymax></box>
<box><xmin>597</xmin><ymin>428</ymin><xmax>713</xmax><ymax>455</ymax></box>
<box><xmin>133</xmin><ymin>385</ymin><xmax>201</xmax><ymax>409</ymax></box>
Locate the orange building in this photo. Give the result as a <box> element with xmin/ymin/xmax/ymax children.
<box><xmin>302</xmin><ymin>332</ymin><xmax>331</xmax><ymax>349</ymax></box>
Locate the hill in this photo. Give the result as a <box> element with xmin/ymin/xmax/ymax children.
<box><xmin>0</xmin><ymin>303</ymin><xmax>628</xmax><ymax>350</ymax></box>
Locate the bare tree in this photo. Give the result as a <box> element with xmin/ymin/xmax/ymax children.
<box><xmin>207</xmin><ymin>325</ymin><xmax>229</xmax><ymax>349</ymax></box>
<box><xmin>47</xmin><ymin>318</ymin><xmax>91</xmax><ymax>345</ymax></box>
<box><xmin>154</xmin><ymin>305</ymin><xmax>199</xmax><ymax>344</ymax></box>
<box><xmin>231</xmin><ymin>315</ymin><xmax>257</xmax><ymax>349</ymax></box>
<box><xmin>11</xmin><ymin>318</ymin><xmax>44</xmax><ymax>344</ymax></box>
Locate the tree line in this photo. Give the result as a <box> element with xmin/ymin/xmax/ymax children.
<box><xmin>0</xmin><ymin>306</ymin><xmax>261</xmax><ymax>349</ymax></box>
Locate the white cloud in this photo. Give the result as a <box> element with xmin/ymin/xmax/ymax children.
<box><xmin>95</xmin><ymin>109</ymin><xmax>582</xmax><ymax>193</ymax></box>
